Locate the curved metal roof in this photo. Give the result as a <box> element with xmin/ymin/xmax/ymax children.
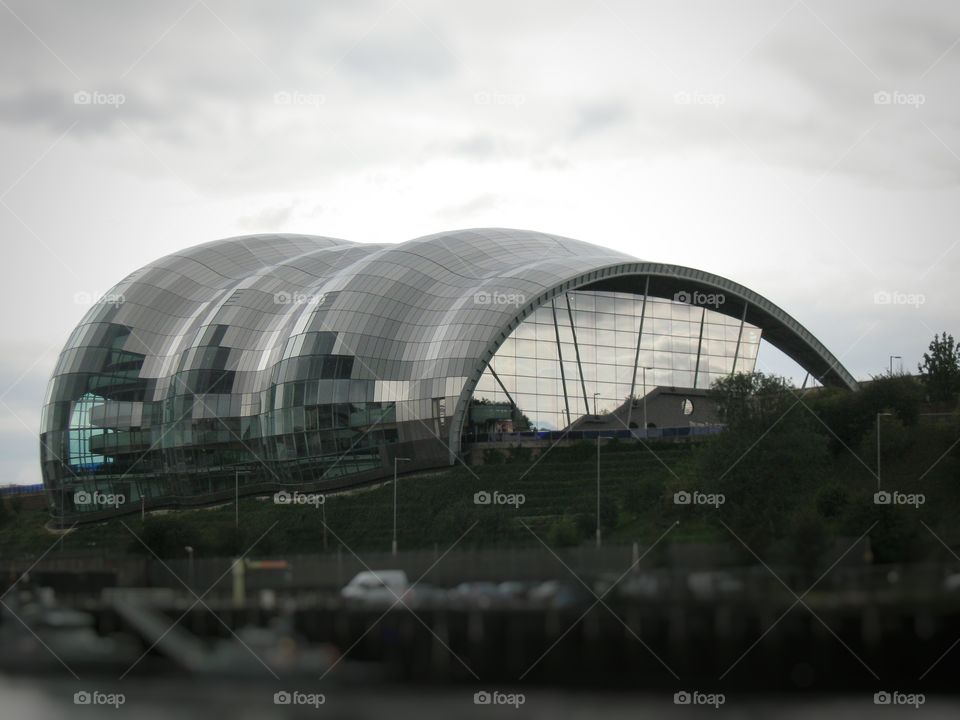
<box><xmin>44</xmin><ymin>228</ymin><xmax>856</xmax><ymax>465</ymax></box>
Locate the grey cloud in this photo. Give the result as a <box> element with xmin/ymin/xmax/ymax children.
<box><xmin>570</xmin><ymin>101</ymin><xmax>632</xmax><ymax>139</ymax></box>
<box><xmin>239</xmin><ymin>200</ymin><xmax>298</xmax><ymax>230</ymax></box>
<box><xmin>437</xmin><ymin>193</ymin><xmax>500</xmax><ymax>221</ymax></box>
<box><xmin>339</xmin><ymin>25</ymin><xmax>457</xmax><ymax>87</ymax></box>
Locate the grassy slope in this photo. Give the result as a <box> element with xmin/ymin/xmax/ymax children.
<box><xmin>0</xmin><ymin>442</ymin><xmax>697</xmax><ymax>559</ymax></box>
<box><xmin>2</xmin><ymin>418</ymin><xmax>957</xmax><ymax>564</ymax></box>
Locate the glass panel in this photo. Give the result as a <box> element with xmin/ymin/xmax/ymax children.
<box><xmin>474</xmin><ymin>289</ymin><xmax>762</xmax><ymax>431</ymax></box>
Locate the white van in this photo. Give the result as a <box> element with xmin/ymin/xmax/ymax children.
<box><xmin>340</xmin><ymin>570</ymin><xmax>410</xmax><ymax>606</ymax></box>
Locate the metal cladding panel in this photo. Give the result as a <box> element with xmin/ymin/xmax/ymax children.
<box><xmin>41</xmin><ymin>228</ymin><xmax>856</xmax><ymax>520</ymax></box>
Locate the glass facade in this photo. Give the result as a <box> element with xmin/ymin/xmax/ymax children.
<box><xmin>41</xmin><ymin>228</ymin><xmax>845</xmax><ymax>523</ymax></box>
<box><xmin>473</xmin><ymin>291</ymin><xmax>760</xmax><ymax>431</ymax></box>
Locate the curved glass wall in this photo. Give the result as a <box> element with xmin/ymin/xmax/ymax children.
<box><xmin>471</xmin><ymin>290</ymin><xmax>761</xmax><ymax>431</ymax></box>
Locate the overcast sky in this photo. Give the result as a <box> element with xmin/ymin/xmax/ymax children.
<box><xmin>0</xmin><ymin>0</ymin><xmax>957</xmax><ymax>485</ymax></box>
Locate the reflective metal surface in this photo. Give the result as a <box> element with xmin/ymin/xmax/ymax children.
<box><xmin>40</xmin><ymin>229</ymin><xmax>848</xmax><ymax>521</ymax></box>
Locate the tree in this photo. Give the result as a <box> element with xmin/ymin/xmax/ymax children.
<box><xmin>710</xmin><ymin>372</ymin><xmax>795</xmax><ymax>430</ymax></box>
<box><xmin>918</xmin><ymin>331</ymin><xmax>960</xmax><ymax>402</ymax></box>
<box><xmin>705</xmin><ymin>372</ymin><xmax>829</xmax><ymax>550</ymax></box>
<box><xmin>806</xmin><ymin>375</ymin><xmax>922</xmax><ymax>456</ymax></box>
<box><xmin>787</xmin><ymin>509</ymin><xmax>831</xmax><ymax>577</ymax></box>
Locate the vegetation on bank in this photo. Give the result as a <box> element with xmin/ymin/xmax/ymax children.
<box><xmin>1</xmin><ymin>334</ymin><xmax>957</xmax><ymax>573</ymax></box>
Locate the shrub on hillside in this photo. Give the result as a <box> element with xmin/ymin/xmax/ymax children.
<box><xmin>547</xmin><ymin>516</ymin><xmax>581</xmax><ymax>547</ymax></box>
<box><xmin>482</xmin><ymin>448</ymin><xmax>505</xmax><ymax>465</ymax></box>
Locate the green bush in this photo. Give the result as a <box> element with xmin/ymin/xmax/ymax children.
<box><xmin>507</xmin><ymin>444</ymin><xmax>533</xmax><ymax>464</ymax></box>
<box><xmin>482</xmin><ymin>448</ymin><xmax>505</xmax><ymax>465</ymax></box>
<box><xmin>548</xmin><ymin>517</ymin><xmax>582</xmax><ymax>547</ymax></box>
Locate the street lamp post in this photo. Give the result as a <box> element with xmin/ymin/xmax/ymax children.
<box><xmin>877</xmin><ymin>412</ymin><xmax>892</xmax><ymax>491</ymax></box>
<box><xmin>392</xmin><ymin>457</ymin><xmax>411</xmax><ymax>556</ymax></box>
<box><xmin>593</xmin><ymin>391</ymin><xmax>600</xmax><ymax>418</ymax></box>
<box><xmin>889</xmin><ymin>355</ymin><xmax>902</xmax><ymax>376</ymax></box>
<box><xmin>596</xmin><ymin>435</ymin><xmax>601</xmax><ymax>548</ymax></box>
<box><xmin>641</xmin><ymin>366</ymin><xmax>652</xmax><ymax>434</ymax></box>
<box><xmin>322</xmin><ymin>499</ymin><xmax>327</xmax><ymax>552</ymax></box>
<box><xmin>185</xmin><ymin>546</ymin><xmax>194</xmax><ymax>591</ymax></box>
<box><xmin>234</xmin><ymin>468</ymin><xmax>251</xmax><ymax>529</ymax></box>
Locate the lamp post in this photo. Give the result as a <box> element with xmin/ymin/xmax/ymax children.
<box><xmin>322</xmin><ymin>498</ymin><xmax>327</xmax><ymax>552</ymax></box>
<box><xmin>877</xmin><ymin>412</ymin><xmax>892</xmax><ymax>491</ymax></box>
<box><xmin>185</xmin><ymin>546</ymin><xmax>194</xmax><ymax>591</ymax></box>
<box><xmin>593</xmin><ymin>391</ymin><xmax>600</xmax><ymax>418</ymax></box>
<box><xmin>641</xmin><ymin>366</ymin><xmax>652</xmax><ymax>434</ymax></box>
<box><xmin>392</xmin><ymin>457</ymin><xmax>410</xmax><ymax>556</ymax></box>
<box><xmin>596</xmin><ymin>435</ymin><xmax>602</xmax><ymax>548</ymax></box>
<box><xmin>889</xmin><ymin>355</ymin><xmax>902</xmax><ymax>376</ymax></box>
<box><xmin>234</xmin><ymin>468</ymin><xmax>251</xmax><ymax>529</ymax></box>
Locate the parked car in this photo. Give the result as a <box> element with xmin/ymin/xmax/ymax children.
<box><xmin>341</xmin><ymin>570</ymin><xmax>411</xmax><ymax>607</ymax></box>
<box><xmin>447</xmin><ymin>582</ymin><xmax>502</xmax><ymax>608</ymax></box>
<box><xmin>528</xmin><ymin>580</ymin><xmax>592</xmax><ymax>609</ymax></box>
<box><xmin>610</xmin><ymin>572</ymin><xmax>662</xmax><ymax>600</ymax></box>
<box><xmin>496</xmin><ymin>581</ymin><xmax>533</xmax><ymax>603</ymax></box>
<box><xmin>686</xmin><ymin>570</ymin><xmax>743</xmax><ymax>599</ymax></box>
